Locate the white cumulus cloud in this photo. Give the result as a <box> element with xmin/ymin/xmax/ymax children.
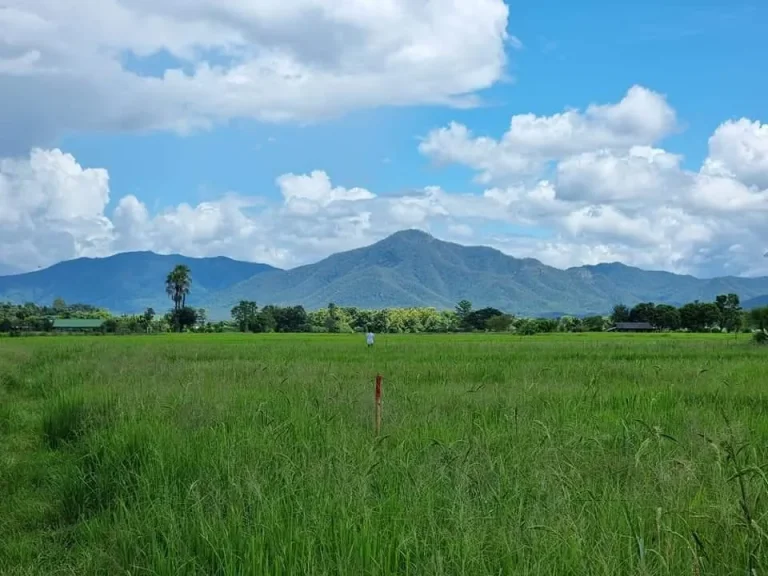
<box><xmin>277</xmin><ymin>171</ymin><xmax>375</xmax><ymax>215</ymax></box>
<box><xmin>1</xmin><ymin>84</ymin><xmax>767</xmax><ymax>279</ymax></box>
<box><xmin>0</xmin><ymin>149</ymin><xmax>114</xmax><ymax>269</ymax></box>
<box><xmin>419</xmin><ymin>87</ymin><xmax>768</xmax><ymax>277</ymax></box>
<box><xmin>703</xmin><ymin>119</ymin><xmax>768</xmax><ymax>189</ymax></box>
<box><xmin>419</xmin><ymin>85</ymin><xmax>678</xmax><ymax>184</ymax></box>
<box><xmin>0</xmin><ymin>0</ymin><xmax>511</xmax><ymax>153</ymax></box>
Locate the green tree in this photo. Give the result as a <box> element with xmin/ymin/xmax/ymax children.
<box><xmin>486</xmin><ymin>314</ymin><xmax>514</xmax><ymax>332</ymax></box>
<box><xmin>610</xmin><ymin>304</ymin><xmax>631</xmax><ymax>324</ymax></box>
<box><xmin>387</xmin><ymin>308</ymin><xmax>407</xmax><ymax>333</ymax></box>
<box><xmin>464</xmin><ymin>307</ymin><xmax>503</xmax><ymax>331</ymax></box>
<box><xmin>439</xmin><ymin>310</ymin><xmax>460</xmax><ymax>332</ymax></box>
<box><xmin>455</xmin><ymin>300</ymin><xmax>473</xmax><ymax>324</ymax></box>
<box><xmin>679</xmin><ymin>302</ymin><xmax>700</xmax><ymax>332</ymax></box>
<box><xmin>751</xmin><ymin>306</ymin><xmax>768</xmax><ymax>344</ymax></box>
<box><xmin>103</xmin><ymin>318</ymin><xmax>119</xmax><ymax>333</ymax></box>
<box><xmin>515</xmin><ymin>318</ymin><xmax>538</xmax><ymax>335</ymax></box>
<box><xmin>582</xmin><ymin>315</ymin><xmax>606</xmax><ymax>332</ymax></box>
<box><xmin>348</xmin><ymin>308</ymin><xmax>373</xmax><ymax>332</ymax></box>
<box><xmin>679</xmin><ymin>301</ymin><xmax>720</xmax><ymax>332</ymax></box>
<box><xmin>654</xmin><ymin>304</ymin><xmax>680</xmax><ymax>330</ymax></box>
<box><xmin>397</xmin><ymin>308</ymin><xmax>423</xmax><ymax>333</ymax></box>
<box><xmin>715</xmin><ymin>293</ymin><xmax>742</xmax><ymax>332</ymax></box>
<box><xmin>231</xmin><ymin>301</ymin><xmax>259</xmax><ymax>332</ymax></box>
<box><xmin>629</xmin><ymin>302</ymin><xmax>656</xmax><ymax>325</ymax></box>
<box><xmin>326</xmin><ymin>303</ymin><xmax>340</xmax><ymax>333</ymax></box>
<box><xmin>557</xmin><ymin>316</ymin><xmax>582</xmax><ymax>332</ymax></box>
<box><xmin>749</xmin><ymin>306</ymin><xmax>768</xmax><ymax>331</ymax></box>
<box><xmin>371</xmin><ymin>309</ymin><xmax>390</xmax><ymax>333</ymax></box>
<box><xmin>534</xmin><ymin>318</ymin><xmax>558</xmax><ymax>333</ymax></box>
<box><xmin>141</xmin><ymin>307</ymin><xmax>155</xmax><ymax>332</ymax></box>
<box><xmin>197</xmin><ymin>308</ymin><xmax>208</xmax><ymax>329</ymax></box>
<box><xmin>418</xmin><ymin>308</ymin><xmax>446</xmax><ymax>333</ymax></box>
<box><xmin>273</xmin><ymin>305</ymin><xmax>309</xmax><ymax>332</ymax></box>
<box><xmin>255</xmin><ymin>307</ymin><xmax>278</xmax><ymax>333</ymax></box>
<box><xmin>167</xmin><ymin>306</ymin><xmax>197</xmax><ymax>332</ymax></box>
<box><xmin>165</xmin><ymin>265</ymin><xmax>192</xmax><ymax>331</ymax></box>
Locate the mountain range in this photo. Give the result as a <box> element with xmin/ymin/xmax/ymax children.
<box><xmin>1</xmin><ymin>230</ymin><xmax>767</xmax><ymax>318</ymax></box>
<box><xmin>0</xmin><ymin>252</ymin><xmax>276</xmax><ymax>315</ymax></box>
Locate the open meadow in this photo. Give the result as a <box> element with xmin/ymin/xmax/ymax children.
<box><xmin>1</xmin><ymin>332</ymin><xmax>767</xmax><ymax>575</ymax></box>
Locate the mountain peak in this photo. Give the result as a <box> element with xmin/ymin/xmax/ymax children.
<box><xmin>384</xmin><ymin>229</ymin><xmax>434</xmax><ymax>242</ymax></box>
<box><xmin>0</xmin><ymin>253</ymin><xmax>277</xmax><ymax>313</ymax></box>
<box><xmin>3</xmin><ymin>232</ymin><xmax>768</xmax><ymax>318</ymax></box>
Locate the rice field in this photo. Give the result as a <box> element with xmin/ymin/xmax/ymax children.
<box><xmin>1</xmin><ymin>332</ymin><xmax>767</xmax><ymax>575</ymax></box>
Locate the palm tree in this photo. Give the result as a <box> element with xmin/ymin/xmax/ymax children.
<box><xmin>165</xmin><ymin>265</ymin><xmax>192</xmax><ymax>313</ymax></box>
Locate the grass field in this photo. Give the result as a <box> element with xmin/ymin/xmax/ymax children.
<box><xmin>1</xmin><ymin>332</ymin><xmax>767</xmax><ymax>575</ymax></box>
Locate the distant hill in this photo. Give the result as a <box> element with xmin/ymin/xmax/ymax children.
<box><xmin>0</xmin><ymin>252</ymin><xmax>277</xmax><ymax>314</ymax></box>
<box><xmin>3</xmin><ymin>231</ymin><xmax>768</xmax><ymax>318</ymax></box>
<box><xmin>203</xmin><ymin>230</ymin><xmax>768</xmax><ymax>317</ymax></box>
<box><xmin>743</xmin><ymin>295</ymin><xmax>768</xmax><ymax>309</ymax></box>
<box><xmin>0</xmin><ymin>263</ymin><xmax>22</xmax><ymax>277</ymax></box>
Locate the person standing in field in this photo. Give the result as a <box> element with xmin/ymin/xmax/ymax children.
<box><xmin>366</xmin><ymin>331</ymin><xmax>375</xmax><ymax>347</ymax></box>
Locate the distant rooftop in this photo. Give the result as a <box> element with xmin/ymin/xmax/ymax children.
<box><xmin>53</xmin><ymin>318</ymin><xmax>105</xmax><ymax>329</ymax></box>
<box><xmin>608</xmin><ymin>322</ymin><xmax>654</xmax><ymax>332</ymax></box>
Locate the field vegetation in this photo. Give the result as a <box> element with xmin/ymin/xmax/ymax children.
<box><xmin>1</xmin><ymin>332</ymin><xmax>767</xmax><ymax>575</ymax></box>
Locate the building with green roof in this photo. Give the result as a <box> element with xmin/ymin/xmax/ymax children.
<box><xmin>52</xmin><ymin>318</ymin><xmax>105</xmax><ymax>332</ymax></box>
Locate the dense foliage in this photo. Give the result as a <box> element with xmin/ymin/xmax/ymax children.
<box><xmin>3</xmin><ymin>293</ymin><xmax>767</xmax><ymax>337</ymax></box>
<box><xmin>4</xmin><ymin>232</ymin><xmax>768</xmax><ymax>317</ymax></box>
<box><xmin>1</xmin><ymin>264</ymin><xmax>765</xmax><ymax>336</ymax></box>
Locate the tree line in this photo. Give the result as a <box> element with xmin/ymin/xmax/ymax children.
<box><xmin>228</xmin><ymin>295</ymin><xmax>768</xmax><ymax>335</ymax></box>
<box><xmin>1</xmin><ymin>264</ymin><xmax>767</xmax><ymax>337</ymax></box>
<box><xmin>608</xmin><ymin>294</ymin><xmax>760</xmax><ymax>333</ymax></box>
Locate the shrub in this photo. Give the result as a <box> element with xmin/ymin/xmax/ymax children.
<box><xmin>0</xmin><ymin>404</ymin><xmax>13</xmax><ymax>435</ymax></box>
<box><xmin>42</xmin><ymin>394</ymin><xmax>116</xmax><ymax>449</ymax></box>
<box><xmin>0</xmin><ymin>371</ymin><xmax>22</xmax><ymax>392</ymax></box>
<box><xmin>57</xmin><ymin>424</ymin><xmax>153</xmax><ymax>525</ymax></box>
<box><xmin>43</xmin><ymin>395</ymin><xmax>88</xmax><ymax>449</ymax></box>
<box><xmin>753</xmin><ymin>330</ymin><xmax>768</xmax><ymax>345</ymax></box>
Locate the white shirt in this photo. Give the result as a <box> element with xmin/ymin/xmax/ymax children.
<box><xmin>366</xmin><ymin>332</ymin><xmax>374</xmax><ymax>345</ymax></box>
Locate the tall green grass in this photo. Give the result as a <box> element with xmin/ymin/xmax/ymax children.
<box><xmin>1</xmin><ymin>333</ymin><xmax>767</xmax><ymax>574</ymax></box>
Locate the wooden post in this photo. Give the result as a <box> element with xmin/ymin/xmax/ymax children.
<box><xmin>375</xmin><ymin>374</ymin><xmax>382</xmax><ymax>436</ymax></box>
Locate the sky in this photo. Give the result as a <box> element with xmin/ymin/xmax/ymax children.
<box><xmin>1</xmin><ymin>0</ymin><xmax>767</xmax><ymax>278</ymax></box>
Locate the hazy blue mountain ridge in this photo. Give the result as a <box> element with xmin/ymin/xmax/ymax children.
<box><xmin>205</xmin><ymin>231</ymin><xmax>768</xmax><ymax>316</ymax></box>
<box><xmin>743</xmin><ymin>295</ymin><xmax>768</xmax><ymax>309</ymax></box>
<box><xmin>0</xmin><ymin>252</ymin><xmax>277</xmax><ymax>314</ymax></box>
<box><xmin>1</xmin><ymin>230</ymin><xmax>767</xmax><ymax>318</ymax></box>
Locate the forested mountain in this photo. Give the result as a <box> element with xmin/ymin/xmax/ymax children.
<box><xmin>744</xmin><ymin>295</ymin><xmax>768</xmax><ymax>309</ymax></box>
<box><xmin>0</xmin><ymin>252</ymin><xmax>277</xmax><ymax>313</ymax></box>
<box><xmin>204</xmin><ymin>230</ymin><xmax>768</xmax><ymax>316</ymax></box>
<box><xmin>2</xmin><ymin>230</ymin><xmax>768</xmax><ymax>317</ymax></box>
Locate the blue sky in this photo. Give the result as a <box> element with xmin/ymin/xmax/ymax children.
<box><xmin>61</xmin><ymin>1</ymin><xmax>767</xmax><ymax>204</ymax></box>
<box><xmin>1</xmin><ymin>0</ymin><xmax>767</xmax><ymax>277</ymax></box>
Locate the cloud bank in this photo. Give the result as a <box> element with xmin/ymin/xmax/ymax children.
<box><xmin>1</xmin><ymin>85</ymin><xmax>767</xmax><ymax>278</ymax></box>
<box><xmin>0</xmin><ymin>0</ymin><xmax>512</xmax><ymax>153</ymax></box>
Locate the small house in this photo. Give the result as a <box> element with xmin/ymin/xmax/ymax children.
<box><xmin>606</xmin><ymin>322</ymin><xmax>655</xmax><ymax>333</ymax></box>
<box><xmin>52</xmin><ymin>318</ymin><xmax>105</xmax><ymax>332</ymax></box>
